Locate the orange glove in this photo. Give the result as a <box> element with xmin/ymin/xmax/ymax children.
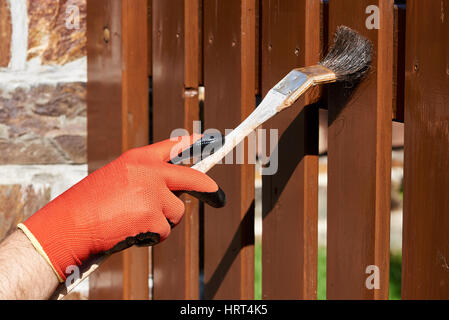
<box><xmin>18</xmin><ymin>135</ymin><xmax>225</xmax><ymax>282</ymax></box>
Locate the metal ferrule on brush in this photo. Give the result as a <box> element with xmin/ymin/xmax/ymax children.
<box><xmin>273</xmin><ymin>65</ymin><xmax>337</xmax><ymax>110</ymax></box>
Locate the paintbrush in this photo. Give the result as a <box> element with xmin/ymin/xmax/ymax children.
<box><xmin>193</xmin><ymin>25</ymin><xmax>372</xmax><ymax>173</ymax></box>
<box><xmin>52</xmin><ymin>25</ymin><xmax>372</xmax><ymax>299</ymax></box>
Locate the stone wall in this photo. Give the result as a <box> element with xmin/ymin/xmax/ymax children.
<box><xmin>0</xmin><ymin>0</ymin><xmax>87</xmax><ymax>243</ymax></box>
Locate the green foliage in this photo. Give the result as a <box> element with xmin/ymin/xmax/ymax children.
<box><xmin>389</xmin><ymin>253</ymin><xmax>402</xmax><ymax>300</ymax></box>
<box><xmin>255</xmin><ymin>243</ymin><xmax>262</xmax><ymax>299</ymax></box>
<box><xmin>317</xmin><ymin>248</ymin><xmax>327</xmax><ymax>300</ymax></box>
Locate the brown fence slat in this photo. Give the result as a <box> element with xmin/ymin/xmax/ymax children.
<box><xmin>152</xmin><ymin>0</ymin><xmax>201</xmax><ymax>299</ymax></box>
<box><xmin>326</xmin><ymin>0</ymin><xmax>393</xmax><ymax>299</ymax></box>
<box><xmin>402</xmin><ymin>0</ymin><xmax>449</xmax><ymax>299</ymax></box>
<box><xmin>87</xmin><ymin>0</ymin><xmax>149</xmax><ymax>299</ymax></box>
<box><xmin>392</xmin><ymin>3</ymin><xmax>406</xmax><ymax>122</ymax></box>
<box><xmin>203</xmin><ymin>0</ymin><xmax>255</xmax><ymax>299</ymax></box>
<box><xmin>261</xmin><ymin>0</ymin><xmax>320</xmax><ymax>300</ymax></box>
<box><xmin>148</xmin><ymin>0</ymin><xmax>152</xmax><ymax>76</ymax></box>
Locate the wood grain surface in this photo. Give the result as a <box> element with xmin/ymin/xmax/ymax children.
<box><xmin>87</xmin><ymin>0</ymin><xmax>149</xmax><ymax>300</ymax></box>
<box><xmin>152</xmin><ymin>0</ymin><xmax>201</xmax><ymax>299</ymax></box>
<box><xmin>261</xmin><ymin>0</ymin><xmax>320</xmax><ymax>300</ymax></box>
<box><xmin>326</xmin><ymin>0</ymin><xmax>393</xmax><ymax>300</ymax></box>
<box><xmin>202</xmin><ymin>0</ymin><xmax>256</xmax><ymax>299</ymax></box>
<box><xmin>402</xmin><ymin>0</ymin><xmax>449</xmax><ymax>299</ymax></box>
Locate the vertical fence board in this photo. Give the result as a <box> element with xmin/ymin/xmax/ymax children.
<box><xmin>148</xmin><ymin>0</ymin><xmax>152</xmax><ymax>76</ymax></box>
<box><xmin>121</xmin><ymin>0</ymin><xmax>150</xmax><ymax>300</ymax></box>
<box><xmin>87</xmin><ymin>0</ymin><xmax>149</xmax><ymax>299</ymax></box>
<box><xmin>203</xmin><ymin>0</ymin><xmax>255</xmax><ymax>299</ymax></box>
<box><xmin>261</xmin><ymin>0</ymin><xmax>320</xmax><ymax>300</ymax></box>
<box><xmin>87</xmin><ymin>1</ymin><xmax>123</xmax><ymax>299</ymax></box>
<box><xmin>152</xmin><ymin>0</ymin><xmax>201</xmax><ymax>299</ymax></box>
<box><xmin>402</xmin><ymin>0</ymin><xmax>449</xmax><ymax>299</ymax></box>
<box><xmin>326</xmin><ymin>0</ymin><xmax>393</xmax><ymax>299</ymax></box>
<box><xmin>392</xmin><ymin>4</ymin><xmax>406</xmax><ymax>122</ymax></box>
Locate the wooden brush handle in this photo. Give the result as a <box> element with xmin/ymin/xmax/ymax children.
<box><xmin>192</xmin><ymin>90</ymin><xmax>285</xmax><ymax>173</ymax></box>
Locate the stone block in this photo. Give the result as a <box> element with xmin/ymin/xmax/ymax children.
<box><xmin>0</xmin><ymin>82</ymin><xmax>86</xmax><ymax>164</ymax></box>
<box><xmin>27</xmin><ymin>0</ymin><xmax>86</xmax><ymax>65</ymax></box>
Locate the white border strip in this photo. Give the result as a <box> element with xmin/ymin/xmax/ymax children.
<box><xmin>0</xmin><ymin>164</ymin><xmax>87</xmax><ymax>200</ymax></box>
<box><xmin>0</xmin><ymin>57</ymin><xmax>87</xmax><ymax>90</ymax></box>
<box><xmin>8</xmin><ymin>0</ymin><xmax>28</xmax><ymax>70</ymax></box>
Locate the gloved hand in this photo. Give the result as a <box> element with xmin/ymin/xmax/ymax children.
<box><xmin>17</xmin><ymin>135</ymin><xmax>225</xmax><ymax>282</ymax></box>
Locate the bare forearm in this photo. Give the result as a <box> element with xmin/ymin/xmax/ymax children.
<box><xmin>0</xmin><ymin>230</ymin><xmax>59</xmax><ymax>299</ymax></box>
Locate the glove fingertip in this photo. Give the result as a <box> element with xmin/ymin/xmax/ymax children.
<box><xmin>213</xmin><ymin>187</ymin><xmax>226</xmax><ymax>208</ymax></box>
<box><xmin>185</xmin><ymin>186</ymin><xmax>226</xmax><ymax>208</ymax></box>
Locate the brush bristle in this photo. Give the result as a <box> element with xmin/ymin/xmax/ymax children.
<box><xmin>319</xmin><ymin>26</ymin><xmax>373</xmax><ymax>82</ymax></box>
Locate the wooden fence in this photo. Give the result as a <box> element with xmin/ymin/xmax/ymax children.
<box><xmin>86</xmin><ymin>0</ymin><xmax>449</xmax><ymax>299</ymax></box>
